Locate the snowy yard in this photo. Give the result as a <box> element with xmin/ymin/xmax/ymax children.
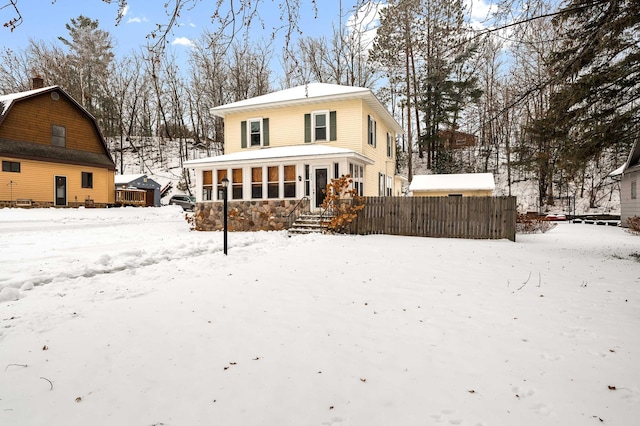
<box><xmin>1</xmin><ymin>207</ymin><xmax>639</xmax><ymax>426</ymax></box>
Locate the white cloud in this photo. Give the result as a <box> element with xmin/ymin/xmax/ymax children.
<box><xmin>122</xmin><ymin>5</ymin><xmax>130</xmax><ymax>17</ymax></box>
<box><xmin>126</xmin><ymin>16</ymin><xmax>149</xmax><ymax>24</ymax></box>
<box><xmin>465</xmin><ymin>0</ymin><xmax>498</xmax><ymax>27</ymax></box>
<box><xmin>345</xmin><ymin>2</ymin><xmax>386</xmax><ymax>51</ymax></box>
<box><xmin>172</xmin><ymin>37</ymin><xmax>195</xmax><ymax>47</ymax></box>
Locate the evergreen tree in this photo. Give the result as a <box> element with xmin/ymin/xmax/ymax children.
<box><xmin>58</xmin><ymin>15</ymin><xmax>114</xmax><ymax>120</ymax></box>
<box><xmin>543</xmin><ymin>0</ymin><xmax>640</xmax><ymax>175</ymax></box>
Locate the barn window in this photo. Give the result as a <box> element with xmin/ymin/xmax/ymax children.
<box><xmin>81</xmin><ymin>172</ymin><xmax>93</xmax><ymax>188</ymax></box>
<box><xmin>2</xmin><ymin>160</ymin><xmax>20</xmax><ymax>173</ymax></box>
<box><xmin>52</xmin><ymin>125</ymin><xmax>66</xmax><ymax>147</ymax></box>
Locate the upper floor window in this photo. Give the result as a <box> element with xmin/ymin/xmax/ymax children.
<box><xmin>632</xmin><ymin>180</ymin><xmax>637</xmax><ymax>200</ymax></box>
<box><xmin>52</xmin><ymin>125</ymin><xmax>66</xmax><ymax>147</ymax></box>
<box><xmin>386</xmin><ymin>132</ymin><xmax>393</xmax><ymax>158</ymax></box>
<box><xmin>314</xmin><ymin>111</ymin><xmax>328</xmax><ymax>141</ymax></box>
<box><xmin>81</xmin><ymin>172</ymin><xmax>93</xmax><ymax>188</ymax></box>
<box><xmin>2</xmin><ymin>160</ymin><xmax>20</xmax><ymax>173</ymax></box>
<box><xmin>241</xmin><ymin>118</ymin><xmax>269</xmax><ymax>148</ymax></box>
<box><xmin>250</xmin><ymin>119</ymin><xmax>262</xmax><ymax>146</ymax></box>
<box><xmin>305</xmin><ymin>111</ymin><xmax>336</xmax><ymax>142</ymax></box>
<box><xmin>368</xmin><ymin>115</ymin><xmax>376</xmax><ymax>147</ymax></box>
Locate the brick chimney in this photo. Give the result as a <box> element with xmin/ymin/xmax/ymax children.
<box><xmin>32</xmin><ymin>76</ymin><xmax>44</xmax><ymax>89</ymax></box>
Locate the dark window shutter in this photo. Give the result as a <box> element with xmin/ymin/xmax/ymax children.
<box><xmin>330</xmin><ymin>111</ymin><xmax>337</xmax><ymax>141</ymax></box>
<box><xmin>263</xmin><ymin>118</ymin><xmax>269</xmax><ymax>146</ymax></box>
<box><xmin>304</xmin><ymin>114</ymin><xmax>311</xmax><ymax>143</ymax></box>
<box><xmin>373</xmin><ymin>120</ymin><xmax>377</xmax><ymax>147</ymax></box>
<box><xmin>367</xmin><ymin>115</ymin><xmax>371</xmax><ymax>145</ymax></box>
<box><xmin>241</xmin><ymin>120</ymin><xmax>247</xmax><ymax>148</ymax></box>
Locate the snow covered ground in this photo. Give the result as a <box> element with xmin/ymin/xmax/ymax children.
<box><xmin>0</xmin><ymin>206</ymin><xmax>639</xmax><ymax>426</ymax></box>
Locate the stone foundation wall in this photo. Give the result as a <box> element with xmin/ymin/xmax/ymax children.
<box><xmin>195</xmin><ymin>199</ymin><xmax>309</xmax><ymax>232</ymax></box>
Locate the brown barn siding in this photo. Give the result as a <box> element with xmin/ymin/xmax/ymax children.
<box><xmin>0</xmin><ymin>92</ymin><xmax>105</xmax><ymax>154</ymax></box>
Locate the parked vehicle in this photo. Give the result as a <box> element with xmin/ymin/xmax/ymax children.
<box><xmin>168</xmin><ymin>194</ymin><xmax>196</xmax><ymax>211</ymax></box>
<box><xmin>545</xmin><ymin>213</ymin><xmax>567</xmax><ymax>221</ymax></box>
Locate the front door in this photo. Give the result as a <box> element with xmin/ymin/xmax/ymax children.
<box><xmin>314</xmin><ymin>167</ymin><xmax>328</xmax><ymax>210</ymax></box>
<box><xmin>55</xmin><ymin>176</ymin><xmax>67</xmax><ymax>206</ymax></box>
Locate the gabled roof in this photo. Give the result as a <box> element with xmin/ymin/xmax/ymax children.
<box><xmin>409</xmin><ymin>173</ymin><xmax>495</xmax><ymax>192</ymax></box>
<box><xmin>623</xmin><ymin>139</ymin><xmax>640</xmax><ymax>174</ymax></box>
<box><xmin>0</xmin><ymin>85</ymin><xmax>115</xmax><ymax>169</ymax></box>
<box><xmin>115</xmin><ymin>174</ymin><xmax>146</xmax><ymax>185</ymax></box>
<box><xmin>185</xmin><ymin>144</ymin><xmax>375</xmax><ymax>167</ymax></box>
<box><xmin>210</xmin><ymin>83</ymin><xmax>404</xmax><ymax>134</ymax></box>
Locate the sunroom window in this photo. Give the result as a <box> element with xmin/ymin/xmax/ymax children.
<box><xmin>232</xmin><ymin>168</ymin><xmax>243</xmax><ymax>200</ymax></box>
<box><xmin>268</xmin><ymin>166</ymin><xmax>279</xmax><ymax>198</ymax></box>
<box><xmin>252</xmin><ymin>167</ymin><xmax>263</xmax><ymax>199</ymax></box>
<box><xmin>284</xmin><ymin>165</ymin><xmax>296</xmax><ymax>198</ymax></box>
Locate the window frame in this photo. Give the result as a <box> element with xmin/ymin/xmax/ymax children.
<box><xmin>52</xmin><ymin>124</ymin><xmax>66</xmax><ymax>147</ymax></box>
<box><xmin>267</xmin><ymin>166</ymin><xmax>279</xmax><ymax>199</ymax></box>
<box><xmin>248</xmin><ymin>118</ymin><xmax>262</xmax><ymax>147</ymax></box>
<box><xmin>251</xmin><ymin>167</ymin><xmax>263</xmax><ymax>199</ymax></box>
<box><xmin>368</xmin><ymin>115</ymin><xmax>377</xmax><ymax>147</ymax></box>
<box><xmin>312</xmin><ymin>110</ymin><xmax>329</xmax><ymax>142</ymax></box>
<box><xmin>232</xmin><ymin>168</ymin><xmax>243</xmax><ymax>200</ymax></box>
<box><xmin>2</xmin><ymin>160</ymin><xmax>20</xmax><ymax>173</ymax></box>
<box><xmin>283</xmin><ymin>165</ymin><xmax>296</xmax><ymax>198</ymax></box>
<box><xmin>81</xmin><ymin>171</ymin><xmax>93</xmax><ymax>189</ymax></box>
<box><xmin>202</xmin><ymin>170</ymin><xmax>213</xmax><ymax>201</ymax></box>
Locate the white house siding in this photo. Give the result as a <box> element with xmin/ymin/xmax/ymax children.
<box><xmin>218</xmin><ymin>99</ymin><xmax>398</xmax><ymax>198</ymax></box>
<box><xmin>223</xmin><ymin>99</ymin><xmax>364</xmax><ymax>154</ymax></box>
<box><xmin>360</xmin><ymin>103</ymin><xmax>397</xmax><ymax>197</ymax></box>
<box><xmin>620</xmin><ymin>169</ymin><xmax>639</xmax><ymax>227</ymax></box>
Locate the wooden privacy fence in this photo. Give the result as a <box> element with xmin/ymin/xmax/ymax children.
<box><xmin>350</xmin><ymin>196</ymin><xmax>517</xmax><ymax>241</ymax></box>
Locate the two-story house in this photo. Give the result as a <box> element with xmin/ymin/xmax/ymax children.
<box><xmin>186</xmin><ymin>83</ymin><xmax>403</xmax><ymax>225</ymax></box>
<box><xmin>0</xmin><ymin>81</ymin><xmax>116</xmax><ymax>208</ymax></box>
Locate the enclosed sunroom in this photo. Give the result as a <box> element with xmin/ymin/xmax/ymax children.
<box><xmin>186</xmin><ymin>145</ymin><xmax>373</xmax><ymax>212</ymax></box>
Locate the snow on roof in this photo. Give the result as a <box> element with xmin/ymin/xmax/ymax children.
<box><xmin>409</xmin><ymin>173</ymin><xmax>496</xmax><ymax>192</ymax></box>
<box><xmin>211</xmin><ymin>83</ymin><xmax>369</xmax><ymax>113</ymax></box>
<box><xmin>115</xmin><ymin>174</ymin><xmax>146</xmax><ymax>185</ymax></box>
<box><xmin>209</xmin><ymin>83</ymin><xmax>404</xmax><ymax>134</ymax></box>
<box><xmin>609</xmin><ymin>164</ymin><xmax>625</xmax><ymax>177</ymax></box>
<box><xmin>0</xmin><ymin>86</ymin><xmax>59</xmax><ymax>116</ymax></box>
<box><xmin>185</xmin><ymin>144</ymin><xmax>374</xmax><ymax>167</ymax></box>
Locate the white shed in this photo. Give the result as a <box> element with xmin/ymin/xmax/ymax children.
<box><xmin>409</xmin><ymin>173</ymin><xmax>495</xmax><ymax>197</ymax></box>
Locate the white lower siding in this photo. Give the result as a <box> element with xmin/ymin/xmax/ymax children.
<box><xmin>620</xmin><ymin>170</ymin><xmax>640</xmax><ymax>227</ymax></box>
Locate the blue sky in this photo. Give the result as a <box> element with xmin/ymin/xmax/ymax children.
<box><xmin>0</xmin><ymin>0</ymin><xmax>346</xmax><ymax>57</ymax></box>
